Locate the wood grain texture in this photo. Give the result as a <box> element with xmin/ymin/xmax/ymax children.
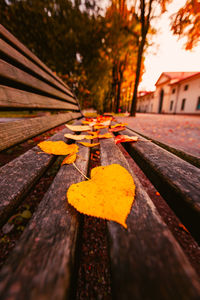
<box><xmin>0</xmin><ymin>143</ymin><xmax>90</xmax><ymax>300</ymax></box>
<box><xmin>0</xmin><ymin>59</ymin><xmax>77</xmax><ymax>104</ymax></box>
<box><xmin>0</xmin><ymin>85</ymin><xmax>79</xmax><ymax>110</ymax></box>
<box><xmin>100</xmin><ymin>135</ymin><xmax>200</xmax><ymax>300</ymax></box>
<box><xmin>0</xmin><ymin>126</ymin><xmax>74</xmax><ymax>226</ymax></box>
<box><xmin>0</xmin><ymin>111</ymin><xmax>81</xmax><ymax>151</ymax></box>
<box><xmin>115</xmin><ymin>127</ymin><xmax>200</xmax><ymax>242</ymax></box>
<box><xmin>0</xmin><ymin>24</ymin><xmax>73</xmax><ymax>96</ymax></box>
<box><xmin>0</xmin><ymin>38</ymin><xmax>76</xmax><ymax>99</ymax></box>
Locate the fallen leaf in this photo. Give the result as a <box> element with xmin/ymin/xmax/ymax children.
<box><xmin>109</xmin><ymin>126</ymin><xmax>125</xmax><ymax>132</ymax></box>
<box><xmin>94</xmin><ymin>125</ymin><xmax>108</xmax><ymax>130</ymax></box>
<box><xmin>100</xmin><ymin>120</ymin><xmax>111</xmax><ymax>126</ymax></box>
<box><xmin>67</xmin><ymin>164</ymin><xmax>135</xmax><ymax>228</ymax></box>
<box><xmin>115</xmin><ymin>135</ymin><xmax>138</xmax><ymax>144</ymax></box>
<box><xmin>38</xmin><ymin>141</ymin><xmax>79</xmax><ymax>155</ymax></box>
<box><xmin>178</xmin><ymin>224</ymin><xmax>189</xmax><ymax>233</ymax></box>
<box><xmin>21</xmin><ymin>210</ymin><xmax>32</xmax><ymax>219</ymax></box>
<box><xmin>79</xmin><ymin>142</ymin><xmax>100</xmax><ymax>147</ymax></box>
<box><xmin>87</xmin><ymin>131</ymin><xmax>100</xmax><ymax>136</ymax></box>
<box><xmin>97</xmin><ymin>116</ymin><xmax>113</xmax><ymax>123</ymax></box>
<box><xmin>98</xmin><ymin>133</ymin><xmax>113</xmax><ymax>139</ymax></box>
<box><xmin>84</xmin><ymin>135</ymin><xmax>96</xmax><ymax>140</ymax></box>
<box><xmin>82</xmin><ymin>120</ymin><xmax>95</xmax><ymax>125</ymax></box>
<box><xmin>65</xmin><ymin>124</ymin><xmax>91</xmax><ymax>132</ymax></box>
<box><xmin>62</xmin><ymin>153</ymin><xmax>77</xmax><ymax>165</ymax></box>
<box><xmin>88</xmin><ymin>122</ymin><xmax>97</xmax><ymax>127</ymax></box>
<box><xmin>64</xmin><ymin>133</ymin><xmax>86</xmax><ymax>140</ymax></box>
<box><xmin>111</xmin><ymin>123</ymin><xmax>128</xmax><ymax>129</ymax></box>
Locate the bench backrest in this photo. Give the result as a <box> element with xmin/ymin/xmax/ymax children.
<box><xmin>0</xmin><ymin>24</ymin><xmax>82</xmax><ymax>151</ymax></box>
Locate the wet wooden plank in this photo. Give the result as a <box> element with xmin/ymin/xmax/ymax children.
<box><xmin>0</xmin><ymin>24</ymin><xmax>73</xmax><ymax>96</ymax></box>
<box><xmin>0</xmin><ymin>38</ymin><xmax>76</xmax><ymax>99</ymax></box>
<box><xmin>0</xmin><ymin>60</ymin><xmax>77</xmax><ymax>103</ymax></box>
<box><xmin>114</xmin><ymin>127</ymin><xmax>200</xmax><ymax>242</ymax></box>
<box><xmin>100</xmin><ymin>135</ymin><xmax>200</xmax><ymax>300</ymax></box>
<box><xmin>0</xmin><ymin>142</ymin><xmax>90</xmax><ymax>300</ymax></box>
<box><xmin>0</xmin><ymin>85</ymin><xmax>79</xmax><ymax>110</ymax></box>
<box><xmin>0</xmin><ymin>111</ymin><xmax>81</xmax><ymax>151</ymax></box>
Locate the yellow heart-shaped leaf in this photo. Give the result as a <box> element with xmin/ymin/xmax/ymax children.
<box><xmin>67</xmin><ymin>164</ymin><xmax>135</xmax><ymax>228</ymax></box>
<box><xmin>38</xmin><ymin>141</ymin><xmax>79</xmax><ymax>155</ymax></box>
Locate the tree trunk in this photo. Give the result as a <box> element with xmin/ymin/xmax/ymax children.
<box><xmin>115</xmin><ymin>80</ymin><xmax>122</xmax><ymax>113</ymax></box>
<box><xmin>130</xmin><ymin>35</ymin><xmax>145</xmax><ymax>116</ymax></box>
<box><xmin>110</xmin><ymin>64</ymin><xmax>118</xmax><ymax>112</ymax></box>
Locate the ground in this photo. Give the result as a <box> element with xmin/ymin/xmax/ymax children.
<box><xmin>117</xmin><ymin>113</ymin><xmax>200</xmax><ymax>157</ymax></box>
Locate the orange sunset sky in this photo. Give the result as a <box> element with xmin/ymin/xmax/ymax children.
<box><xmin>139</xmin><ymin>0</ymin><xmax>200</xmax><ymax>91</ymax></box>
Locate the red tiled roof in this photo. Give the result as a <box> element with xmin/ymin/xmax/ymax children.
<box><xmin>169</xmin><ymin>72</ymin><xmax>200</xmax><ymax>85</ymax></box>
<box><xmin>155</xmin><ymin>72</ymin><xmax>200</xmax><ymax>86</ymax></box>
<box><xmin>137</xmin><ymin>90</ymin><xmax>154</xmax><ymax>98</ymax></box>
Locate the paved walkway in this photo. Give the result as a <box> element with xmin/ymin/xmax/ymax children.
<box><xmin>118</xmin><ymin>113</ymin><xmax>200</xmax><ymax>157</ymax></box>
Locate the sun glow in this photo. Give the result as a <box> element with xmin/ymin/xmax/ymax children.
<box><xmin>139</xmin><ymin>0</ymin><xmax>200</xmax><ymax>91</ymax></box>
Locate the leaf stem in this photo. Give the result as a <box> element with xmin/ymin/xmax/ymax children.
<box><xmin>73</xmin><ymin>163</ymin><xmax>89</xmax><ymax>180</ymax></box>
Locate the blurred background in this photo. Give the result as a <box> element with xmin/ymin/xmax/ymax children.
<box><xmin>1</xmin><ymin>0</ymin><xmax>200</xmax><ymax>115</ymax></box>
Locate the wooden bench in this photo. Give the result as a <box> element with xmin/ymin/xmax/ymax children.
<box><xmin>0</xmin><ymin>25</ymin><xmax>200</xmax><ymax>300</ymax></box>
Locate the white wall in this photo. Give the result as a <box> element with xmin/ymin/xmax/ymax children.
<box><xmin>153</xmin><ymin>84</ymin><xmax>171</xmax><ymax>113</ymax></box>
<box><xmin>137</xmin><ymin>94</ymin><xmax>154</xmax><ymax>113</ymax></box>
<box><xmin>175</xmin><ymin>77</ymin><xmax>200</xmax><ymax>114</ymax></box>
<box><xmin>136</xmin><ymin>75</ymin><xmax>200</xmax><ymax>114</ymax></box>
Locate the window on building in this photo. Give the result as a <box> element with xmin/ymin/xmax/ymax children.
<box><xmin>172</xmin><ymin>88</ymin><xmax>176</xmax><ymax>94</ymax></box>
<box><xmin>196</xmin><ymin>97</ymin><xmax>200</xmax><ymax>110</ymax></box>
<box><xmin>181</xmin><ymin>98</ymin><xmax>186</xmax><ymax>110</ymax></box>
<box><xmin>184</xmin><ymin>84</ymin><xmax>189</xmax><ymax>91</ymax></box>
<box><xmin>170</xmin><ymin>101</ymin><xmax>173</xmax><ymax>111</ymax></box>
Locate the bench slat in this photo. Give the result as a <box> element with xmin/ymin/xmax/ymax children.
<box><xmin>126</xmin><ymin>126</ymin><xmax>200</xmax><ymax>168</ymax></box>
<box><xmin>0</xmin><ymin>85</ymin><xmax>79</xmax><ymax>110</ymax></box>
<box><xmin>0</xmin><ymin>143</ymin><xmax>90</xmax><ymax>300</ymax></box>
<box><xmin>0</xmin><ymin>38</ymin><xmax>75</xmax><ymax>99</ymax></box>
<box><xmin>0</xmin><ymin>111</ymin><xmax>81</xmax><ymax>151</ymax></box>
<box><xmin>0</xmin><ymin>59</ymin><xmax>77</xmax><ymax>104</ymax></box>
<box><xmin>116</xmin><ymin>128</ymin><xmax>200</xmax><ymax>242</ymax></box>
<box><xmin>0</xmin><ymin>24</ymin><xmax>73</xmax><ymax>97</ymax></box>
<box><xmin>0</xmin><ymin>127</ymin><xmax>74</xmax><ymax>226</ymax></box>
<box><xmin>100</xmin><ymin>136</ymin><xmax>200</xmax><ymax>299</ymax></box>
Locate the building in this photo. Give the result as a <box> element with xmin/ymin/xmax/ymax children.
<box><xmin>137</xmin><ymin>72</ymin><xmax>200</xmax><ymax>114</ymax></box>
<box><xmin>137</xmin><ymin>91</ymin><xmax>155</xmax><ymax>113</ymax></box>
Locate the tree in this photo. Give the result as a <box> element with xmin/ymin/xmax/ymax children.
<box><xmin>0</xmin><ymin>0</ymin><xmax>107</xmax><ymax>110</ymax></box>
<box><xmin>130</xmin><ymin>0</ymin><xmax>172</xmax><ymax>116</ymax></box>
<box><xmin>171</xmin><ymin>0</ymin><xmax>200</xmax><ymax>50</ymax></box>
<box><xmin>104</xmin><ymin>0</ymin><xmax>140</xmax><ymax>113</ymax></box>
